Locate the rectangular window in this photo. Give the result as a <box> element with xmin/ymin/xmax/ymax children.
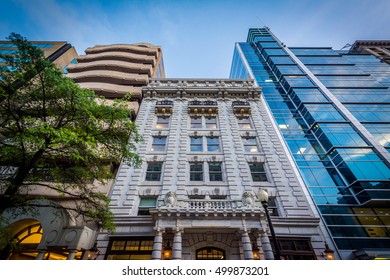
<box><xmin>209</xmin><ymin>163</ymin><xmax>223</xmax><ymax>181</ymax></box>
<box><xmin>207</xmin><ymin>137</ymin><xmax>220</xmax><ymax>152</ymax></box>
<box><xmin>237</xmin><ymin>117</ymin><xmax>253</xmax><ymax>129</ymax></box>
<box><xmin>243</xmin><ymin>137</ymin><xmax>259</xmax><ymax>152</ymax></box>
<box><xmin>138</xmin><ymin>198</ymin><xmax>157</xmax><ymax>215</ymax></box>
<box><xmin>106</xmin><ymin>238</ymin><xmax>154</xmax><ymax>260</ymax></box>
<box><xmin>190</xmin><ymin>137</ymin><xmax>203</xmax><ymax>152</ymax></box>
<box><xmin>249</xmin><ymin>163</ymin><xmax>267</xmax><ymax>182</ymax></box>
<box><xmin>156</xmin><ymin>116</ymin><xmax>170</xmax><ymax>129</ymax></box>
<box><xmin>190</xmin><ymin>163</ymin><xmax>203</xmax><ymax>181</ymax></box>
<box><xmin>151</xmin><ymin>136</ymin><xmax>167</xmax><ymax>152</ymax></box>
<box><xmin>190</xmin><ymin>117</ymin><xmax>202</xmax><ymax>129</ymax></box>
<box><xmin>145</xmin><ymin>162</ymin><xmax>162</xmax><ymax>181</ymax></box>
<box><xmin>205</xmin><ymin>116</ymin><xmax>218</xmax><ymax>129</ymax></box>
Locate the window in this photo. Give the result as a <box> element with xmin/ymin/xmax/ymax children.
<box><xmin>243</xmin><ymin>137</ymin><xmax>258</xmax><ymax>152</ymax></box>
<box><xmin>271</xmin><ymin>238</ymin><xmax>316</xmax><ymax>260</ymax></box>
<box><xmin>268</xmin><ymin>197</ymin><xmax>279</xmax><ymax>216</ymax></box>
<box><xmin>138</xmin><ymin>198</ymin><xmax>157</xmax><ymax>215</ymax></box>
<box><xmin>209</xmin><ymin>163</ymin><xmax>223</xmax><ymax>181</ymax></box>
<box><xmin>155</xmin><ymin>116</ymin><xmax>170</xmax><ymax>129</ymax></box>
<box><xmin>190</xmin><ymin>117</ymin><xmax>202</xmax><ymax>129</ymax></box>
<box><xmin>145</xmin><ymin>162</ymin><xmax>162</xmax><ymax>181</ymax></box>
<box><xmin>190</xmin><ymin>137</ymin><xmax>203</xmax><ymax>152</ymax></box>
<box><xmin>207</xmin><ymin>137</ymin><xmax>220</xmax><ymax>152</ymax></box>
<box><xmin>205</xmin><ymin>116</ymin><xmax>217</xmax><ymax>129</ymax></box>
<box><xmin>106</xmin><ymin>238</ymin><xmax>154</xmax><ymax>260</ymax></box>
<box><xmin>237</xmin><ymin>117</ymin><xmax>253</xmax><ymax>129</ymax></box>
<box><xmin>249</xmin><ymin>163</ymin><xmax>267</xmax><ymax>182</ymax></box>
<box><xmin>190</xmin><ymin>163</ymin><xmax>203</xmax><ymax>181</ymax></box>
<box><xmin>190</xmin><ymin>116</ymin><xmax>218</xmax><ymax>129</ymax></box>
<box><xmin>196</xmin><ymin>247</ymin><xmax>225</xmax><ymax>260</ymax></box>
<box><xmin>151</xmin><ymin>136</ymin><xmax>167</xmax><ymax>152</ymax></box>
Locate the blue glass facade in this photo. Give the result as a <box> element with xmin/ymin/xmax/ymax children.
<box><xmin>230</xmin><ymin>28</ymin><xmax>390</xmax><ymax>259</ymax></box>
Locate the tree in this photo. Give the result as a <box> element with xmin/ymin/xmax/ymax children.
<box><xmin>0</xmin><ymin>33</ymin><xmax>141</xmax><ymax>232</ymax></box>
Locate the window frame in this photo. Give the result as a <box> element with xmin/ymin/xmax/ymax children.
<box><xmin>190</xmin><ymin>162</ymin><xmax>204</xmax><ymax>181</ymax></box>
<box><xmin>145</xmin><ymin>162</ymin><xmax>163</xmax><ymax>181</ymax></box>
<box><xmin>249</xmin><ymin>162</ymin><xmax>268</xmax><ymax>182</ymax></box>
<box><xmin>151</xmin><ymin>136</ymin><xmax>167</xmax><ymax>152</ymax></box>
<box><xmin>243</xmin><ymin>137</ymin><xmax>259</xmax><ymax>152</ymax></box>
<box><xmin>208</xmin><ymin>162</ymin><xmax>223</xmax><ymax>181</ymax></box>
<box><xmin>155</xmin><ymin>116</ymin><xmax>170</xmax><ymax>130</ymax></box>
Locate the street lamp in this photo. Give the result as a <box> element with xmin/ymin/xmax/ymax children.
<box><xmin>323</xmin><ymin>243</ymin><xmax>335</xmax><ymax>260</ymax></box>
<box><xmin>258</xmin><ymin>189</ymin><xmax>281</xmax><ymax>260</ymax></box>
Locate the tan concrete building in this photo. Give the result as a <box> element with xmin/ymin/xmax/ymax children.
<box><xmin>66</xmin><ymin>43</ymin><xmax>165</xmax><ymax>116</ymax></box>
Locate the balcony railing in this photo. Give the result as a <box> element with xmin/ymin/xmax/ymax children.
<box><xmin>186</xmin><ymin>199</ymin><xmax>237</xmax><ymax>210</ymax></box>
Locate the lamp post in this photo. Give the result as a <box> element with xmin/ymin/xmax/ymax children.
<box><xmin>258</xmin><ymin>189</ymin><xmax>281</xmax><ymax>260</ymax></box>
<box><xmin>323</xmin><ymin>243</ymin><xmax>335</xmax><ymax>260</ymax></box>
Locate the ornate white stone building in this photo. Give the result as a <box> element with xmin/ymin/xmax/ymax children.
<box><xmin>96</xmin><ymin>78</ymin><xmax>329</xmax><ymax>260</ymax></box>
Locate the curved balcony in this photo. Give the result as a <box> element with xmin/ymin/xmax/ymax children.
<box><xmin>66</xmin><ymin>60</ymin><xmax>152</xmax><ymax>75</ymax></box>
<box><xmin>67</xmin><ymin>70</ymin><xmax>149</xmax><ymax>85</ymax></box>
<box><xmin>85</xmin><ymin>43</ymin><xmax>160</xmax><ymax>57</ymax></box>
<box><xmin>76</xmin><ymin>51</ymin><xmax>156</xmax><ymax>65</ymax></box>
<box><xmin>76</xmin><ymin>82</ymin><xmax>142</xmax><ymax>99</ymax></box>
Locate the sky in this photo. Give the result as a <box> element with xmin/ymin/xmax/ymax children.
<box><xmin>1</xmin><ymin>0</ymin><xmax>390</xmax><ymax>78</ymax></box>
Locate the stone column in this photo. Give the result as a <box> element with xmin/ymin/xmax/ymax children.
<box><xmin>241</xmin><ymin>231</ymin><xmax>254</xmax><ymax>260</ymax></box>
<box><xmin>35</xmin><ymin>250</ymin><xmax>46</xmax><ymax>260</ymax></box>
<box><xmin>152</xmin><ymin>230</ymin><xmax>164</xmax><ymax>260</ymax></box>
<box><xmin>260</xmin><ymin>232</ymin><xmax>274</xmax><ymax>260</ymax></box>
<box><xmin>172</xmin><ymin>230</ymin><xmax>182</xmax><ymax>260</ymax></box>
<box><xmin>67</xmin><ymin>249</ymin><xmax>78</xmax><ymax>260</ymax></box>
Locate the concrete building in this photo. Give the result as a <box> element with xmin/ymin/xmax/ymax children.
<box><xmin>230</xmin><ymin>27</ymin><xmax>390</xmax><ymax>259</ymax></box>
<box><xmin>96</xmin><ymin>78</ymin><xmax>328</xmax><ymax>260</ymax></box>
<box><xmin>66</xmin><ymin>43</ymin><xmax>165</xmax><ymax>117</ymax></box>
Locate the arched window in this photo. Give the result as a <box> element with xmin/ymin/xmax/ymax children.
<box><xmin>196</xmin><ymin>247</ymin><xmax>225</xmax><ymax>260</ymax></box>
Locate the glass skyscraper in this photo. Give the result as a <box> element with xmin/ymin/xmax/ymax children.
<box><xmin>230</xmin><ymin>27</ymin><xmax>390</xmax><ymax>259</ymax></box>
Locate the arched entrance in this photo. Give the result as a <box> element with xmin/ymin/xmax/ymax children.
<box><xmin>196</xmin><ymin>247</ymin><xmax>225</xmax><ymax>260</ymax></box>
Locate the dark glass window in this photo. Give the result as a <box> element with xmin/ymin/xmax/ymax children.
<box><xmin>145</xmin><ymin>163</ymin><xmax>162</xmax><ymax>181</ymax></box>
<box><xmin>190</xmin><ymin>163</ymin><xmax>203</xmax><ymax>181</ymax></box>
<box><xmin>209</xmin><ymin>163</ymin><xmax>223</xmax><ymax>181</ymax></box>
<box><xmin>249</xmin><ymin>163</ymin><xmax>267</xmax><ymax>182</ymax></box>
<box><xmin>151</xmin><ymin>136</ymin><xmax>167</xmax><ymax>152</ymax></box>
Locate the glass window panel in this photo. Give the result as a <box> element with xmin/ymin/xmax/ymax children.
<box><xmin>243</xmin><ymin>137</ymin><xmax>258</xmax><ymax>152</ymax></box>
<box><xmin>249</xmin><ymin>163</ymin><xmax>267</xmax><ymax>181</ymax></box>
<box><xmin>237</xmin><ymin>117</ymin><xmax>253</xmax><ymax>129</ymax></box>
<box><xmin>156</xmin><ymin>116</ymin><xmax>170</xmax><ymax>129</ymax></box>
<box><xmin>190</xmin><ymin>163</ymin><xmax>203</xmax><ymax>181</ymax></box>
<box><xmin>191</xmin><ymin>117</ymin><xmax>202</xmax><ymax>128</ymax></box>
<box><xmin>209</xmin><ymin>163</ymin><xmax>223</xmax><ymax>181</ymax></box>
<box><xmin>190</xmin><ymin>137</ymin><xmax>203</xmax><ymax>152</ymax></box>
<box><xmin>205</xmin><ymin>116</ymin><xmax>217</xmax><ymax>129</ymax></box>
<box><xmin>151</xmin><ymin>136</ymin><xmax>167</xmax><ymax>152</ymax></box>
<box><xmin>207</xmin><ymin>137</ymin><xmax>220</xmax><ymax>152</ymax></box>
<box><xmin>145</xmin><ymin>163</ymin><xmax>162</xmax><ymax>181</ymax></box>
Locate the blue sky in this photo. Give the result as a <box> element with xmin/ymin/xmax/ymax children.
<box><xmin>1</xmin><ymin>0</ymin><xmax>390</xmax><ymax>78</ymax></box>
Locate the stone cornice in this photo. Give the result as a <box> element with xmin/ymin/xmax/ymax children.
<box><xmin>143</xmin><ymin>78</ymin><xmax>261</xmax><ymax>99</ymax></box>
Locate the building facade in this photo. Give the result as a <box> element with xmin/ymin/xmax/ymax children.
<box><xmin>0</xmin><ymin>41</ymin><xmax>164</xmax><ymax>260</ymax></box>
<box><xmin>96</xmin><ymin>78</ymin><xmax>327</xmax><ymax>260</ymax></box>
<box><xmin>230</xmin><ymin>27</ymin><xmax>390</xmax><ymax>259</ymax></box>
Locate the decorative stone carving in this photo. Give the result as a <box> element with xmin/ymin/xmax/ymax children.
<box><xmin>164</xmin><ymin>191</ymin><xmax>177</xmax><ymax>207</ymax></box>
<box><xmin>242</xmin><ymin>192</ymin><xmax>255</xmax><ymax>207</ymax></box>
